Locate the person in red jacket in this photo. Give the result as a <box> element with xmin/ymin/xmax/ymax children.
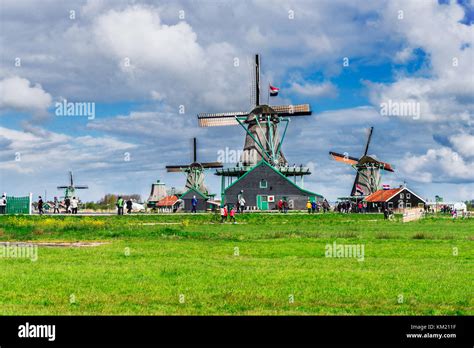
<box><xmin>229</xmin><ymin>206</ymin><xmax>236</xmax><ymax>223</ymax></box>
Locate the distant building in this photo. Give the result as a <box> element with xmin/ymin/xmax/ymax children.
<box><xmin>156</xmin><ymin>195</ymin><xmax>181</xmax><ymax>213</ymax></box>
<box><xmin>223</xmin><ymin>160</ymin><xmax>323</xmax><ymax>210</ymax></box>
<box><xmin>365</xmin><ymin>186</ymin><xmax>426</xmax><ymax>212</ymax></box>
<box><xmin>180</xmin><ymin>188</ymin><xmax>209</xmax><ymax>212</ymax></box>
<box><xmin>147</xmin><ymin>180</ymin><xmax>167</xmax><ymax>208</ymax></box>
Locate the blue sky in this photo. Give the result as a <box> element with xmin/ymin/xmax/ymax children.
<box><xmin>0</xmin><ymin>0</ymin><xmax>473</xmax><ymax>203</ymax></box>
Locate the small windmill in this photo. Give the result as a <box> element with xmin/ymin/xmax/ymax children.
<box><xmin>166</xmin><ymin>138</ymin><xmax>223</xmax><ymax>194</ymax></box>
<box><xmin>57</xmin><ymin>171</ymin><xmax>89</xmax><ymax>199</ymax></box>
<box><xmin>197</xmin><ymin>54</ymin><xmax>312</xmax><ymax>169</ymax></box>
<box><xmin>329</xmin><ymin>127</ymin><xmax>394</xmax><ymax>197</ymax></box>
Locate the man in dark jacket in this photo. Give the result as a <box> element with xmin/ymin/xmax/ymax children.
<box><xmin>126</xmin><ymin>199</ymin><xmax>133</xmax><ymax>214</ymax></box>
<box><xmin>38</xmin><ymin>196</ymin><xmax>44</xmax><ymax>215</ymax></box>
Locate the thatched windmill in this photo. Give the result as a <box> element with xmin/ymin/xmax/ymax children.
<box><xmin>329</xmin><ymin>127</ymin><xmax>394</xmax><ymax>197</ymax></box>
<box><xmin>166</xmin><ymin>138</ymin><xmax>223</xmax><ymax>194</ymax></box>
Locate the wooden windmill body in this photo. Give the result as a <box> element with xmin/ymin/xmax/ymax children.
<box><xmin>329</xmin><ymin>127</ymin><xmax>394</xmax><ymax>198</ymax></box>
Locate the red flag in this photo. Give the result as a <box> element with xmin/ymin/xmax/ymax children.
<box><xmin>269</xmin><ymin>84</ymin><xmax>279</xmax><ymax>96</ymax></box>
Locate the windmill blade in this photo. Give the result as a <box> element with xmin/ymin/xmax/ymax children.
<box><xmin>197</xmin><ymin>111</ymin><xmax>249</xmax><ymax>127</ymax></box>
<box><xmin>270</xmin><ymin>104</ymin><xmax>312</xmax><ymax>116</ymax></box>
<box><xmin>57</xmin><ymin>186</ymin><xmax>69</xmax><ymax>189</ymax></box>
<box><xmin>381</xmin><ymin>161</ymin><xmax>394</xmax><ymax>172</ymax></box>
<box><xmin>201</xmin><ymin>162</ymin><xmax>224</xmax><ymax>168</ymax></box>
<box><xmin>74</xmin><ymin>185</ymin><xmax>89</xmax><ymax>189</ymax></box>
<box><xmin>329</xmin><ymin>151</ymin><xmax>359</xmax><ymax>165</ymax></box>
<box><xmin>166</xmin><ymin>165</ymin><xmax>191</xmax><ymax>172</ymax></box>
<box><xmin>363</xmin><ymin>126</ymin><xmax>374</xmax><ymax>156</ymax></box>
<box><xmin>193</xmin><ymin>137</ymin><xmax>197</xmax><ymax>162</ymax></box>
<box><xmin>69</xmin><ymin>171</ymin><xmax>74</xmax><ymax>186</ymax></box>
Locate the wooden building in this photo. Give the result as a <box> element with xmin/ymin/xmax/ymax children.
<box><xmin>364</xmin><ymin>186</ymin><xmax>426</xmax><ymax>212</ymax></box>
<box><xmin>223</xmin><ymin>160</ymin><xmax>323</xmax><ymax>210</ymax></box>
<box><xmin>180</xmin><ymin>188</ymin><xmax>209</xmax><ymax>212</ymax></box>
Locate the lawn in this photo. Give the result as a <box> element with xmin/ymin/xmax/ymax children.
<box><xmin>0</xmin><ymin>213</ymin><xmax>472</xmax><ymax>315</ymax></box>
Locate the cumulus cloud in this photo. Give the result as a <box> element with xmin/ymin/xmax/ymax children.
<box><xmin>289</xmin><ymin>81</ymin><xmax>338</xmax><ymax>98</ymax></box>
<box><xmin>0</xmin><ymin>76</ymin><xmax>52</xmax><ymax>114</ymax></box>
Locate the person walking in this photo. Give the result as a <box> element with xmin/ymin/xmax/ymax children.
<box><xmin>220</xmin><ymin>205</ymin><xmax>228</xmax><ymax>223</ymax></box>
<box><xmin>65</xmin><ymin>197</ymin><xmax>71</xmax><ymax>214</ymax></box>
<box><xmin>306</xmin><ymin>199</ymin><xmax>312</xmax><ymax>214</ymax></box>
<box><xmin>71</xmin><ymin>197</ymin><xmax>78</xmax><ymax>214</ymax></box>
<box><xmin>116</xmin><ymin>196</ymin><xmax>124</xmax><ymax>215</ymax></box>
<box><xmin>126</xmin><ymin>198</ymin><xmax>133</xmax><ymax>214</ymax></box>
<box><xmin>191</xmin><ymin>195</ymin><xmax>198</xmax><ymax>213</ymax></box>
<box><xmin>277</xmin><ymin>199</ymin><xmax>283</xmax><ymax>213</ymax></box>
<box><xmin>237</xmin><ymin>190</ymin><xmax>246</xmax><ymax>213</ymax></box>
<box><xmin>283</xmin><ymin>199</ymin><xmax>289</xmax><ymax>213</ymax></box>
<box><xmin>311</xmin><ymin>200</ymin><xmax>317</xmax><ymax>214</ymax></box>
<box><xmin>53</xmin><ymin>197</ymin><xmax>60</xmax><ymax>214</ymax></box>
<box><xmin>38</xmin><ymin>196</ymin><xmax>44</xmax><ymax>215</ymax></box>
<box><xmin>0</xmin><ymin>193</ymin><xmax>6</xmax><ymax>214</ymax></box>
<box><xmin>229</xmin><ymin>206</ymin><xmax>236</xmax><ymax>224</ymax></box>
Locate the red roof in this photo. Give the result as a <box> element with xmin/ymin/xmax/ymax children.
<box><xmin>156</xmin><ymin>195</ymin><xmax>179</xmax><ymax>207</ymax></box>
<box><xmin>365</xmin><ymin>188</ymin><xmax>402</xmax><ymax>202</ymax></box>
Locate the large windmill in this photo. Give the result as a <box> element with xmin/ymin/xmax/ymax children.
<box><xmin>329</xmin><ymin>127</ymin><xmax>394</xmax><ymax>197</ymax></box>
<box><xmin>57</xmin><ymin>171</ymin><xmax>89</xmax><ymax>199</ymax></box>
<box><xmin>166</xmin><ymin>137</ymin><xmax>223</xmax><ymax>194</ymax></box>
<box><xmin>197</xmin><ymin>54</ymin><xmax>312</xmax><ymax>171</ymax></box>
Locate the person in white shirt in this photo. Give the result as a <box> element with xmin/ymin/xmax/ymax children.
<box><xmin>70</xmin><ymin>197</ymin><xmax>78</xmax><ymax>214</ymax></box>
<box><xmin>0</xmin><ymin>193</ymin><xmax>6</xmax><ymax>214</ymax></box>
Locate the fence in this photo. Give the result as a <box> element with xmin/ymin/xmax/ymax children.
<box><xmin>402</xmin><ymin>208</ymin><xmax>424</xmax><ymax>223</ymax></box>
<box><xmin>5</xmin><ymin>194</ymin><xmax>32</xmax><ymax>214</ymax></box>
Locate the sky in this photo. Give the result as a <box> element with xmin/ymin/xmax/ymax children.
<box><xmin>0</xmin><ymin>0</ymin><xmax>473</xmax><ymax>203</ymax></box>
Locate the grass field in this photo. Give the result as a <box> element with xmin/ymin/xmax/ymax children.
<box><xmin>0</xmin><ymin>213</ymin><xmax>472</xmax><ymax>315</ymax></box>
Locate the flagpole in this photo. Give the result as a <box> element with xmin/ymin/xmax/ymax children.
<box><xmin>267</xmin><ymin>83</ymin><xmax>270</xmax><ymax>105</ymax></box>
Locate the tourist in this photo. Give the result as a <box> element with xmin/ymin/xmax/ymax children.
<box><xmin>191</xmin><ymin>195</ymin><xmax>198</xmax><ymax>213</ymax></box>
<box><xmin>306</xmin><ymin>199</ymin><xmax>312</xmax><ymax>214</ymax></box>
<box><xmin>126</xmin><ymin>198</ymin><xmax>133</xmax><ymax>214</ymax></box>
<box><xmin>238</xmin><ymin>190</ymin><xmax>246</xmax><ymax>213</ymax></box>
<box><xmin>71</xmin><ymin>197</ymin><xmax>78</xmax><ymax>214</ymax></box>
<box><xmin>0</xmin><ymin>193</ymin><xmax>6</xmax><ymax>214</ymax></box>
<box><xmin>65</xmin><ymin>197</ymin><xmax>71</xmax><ymax>213</ymax></box>
<box><xmin>53</xmin><ymin>197</ymin><xmax>60</xmax><ymax>214</ymax></box>
<box><xmin>311</xmin><ymin>200</ymin><xmax>316</xmax><ymax>214</ymax></box>
<box><xmin>116</xmin><ymin>196</ymin><xmax>124</xmax><ymax>215</ymax></box>
<box><xmin>38</xmin><ymin>196</ymin><xmax>44</xmax><ymax>215</ymax></box>
<box><xmin>229</xmin><ymin>206</ymin><xmax>236</xmax><ymax>223</ymax></box>
<box><xmin>220</xmin><ymin>205</ymin><xmax>228</xmax><ymax>223</ymax></box>
<box><xmin>283</xmin><ymin>199</ymin><xmax>289</xmax><ymax>213</ymax></box>
<box><xmin>277</xmin><ymin>199</ymin><xmax>283</xmax><ymax>213</ymax></box>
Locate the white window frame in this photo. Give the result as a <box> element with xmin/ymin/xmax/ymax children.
<box><xmin>260</xmin><ymin>179</ymin><xmax>268</xmax><ymax>188</ymax></box>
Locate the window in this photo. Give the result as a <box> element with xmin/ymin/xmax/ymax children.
<box><xmin>406</xmin><ymin>193</ymin><xmax>411</xmax><ymax>199</ymax></box>
<box><xmin>388</xmin><ymin>202</ymin><xmax>393</xmax><ymax>209</ymax></box>
<box><xmin>260</xmin><ymin>179</ymin><xmax>268</xmax><ymax>188</ymax></box>
<box><xmin>406</xmin><ymin>203</ymin><xmax>411</xmax><ymax>208</ymax></box>
<box><xmin>400</xmin><ymin>193</ymin><xmax>404</xmax><ymax>199</ymax></box>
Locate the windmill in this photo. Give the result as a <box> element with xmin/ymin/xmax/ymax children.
<box><xmin>197</xmin><ymin>54</ymin><xmax>312</xmax><ymax>170</ymax></box>
<box><xmin>329</xmin><ymin>127</ymin><xmax>394</xmax><ymax>197</ymax></box>
<box><xmin>57</xmin><ymin>171</ymin><xmax>89</xmax><ymax>199</ymax></box>
<box><xmin>166</xmin><ymin>137</ymin><xmax>223</xmax><ymax>194</ymax></box>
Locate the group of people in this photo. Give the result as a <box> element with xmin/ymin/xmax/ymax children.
<box><xmin>116</xmin><ymin>196</ymin><xmax>134</xmax><ymax>215</ymax></box>
<box><xmin>277</xmin><ymin>199</ymin><xmax>290</xmax><ymax>213</ymax></box>
<box><xmin>336</xmin><ymin>200</ymin><xmax>367</xmax><ymax>213</ymax></box>
<box><xmin>305</xmin><ymin>199</ymin><xmax>330</xmax><ymax>214</ymax></box>
<box><xmin>219</xmin><ymin>205</ymin><xmax>237</xmax><ymax>223</ymax></box>
<box><xmin>35</xmin><ymin>196</ymin><xmax>79</xmax><ymax>215</ymax></box>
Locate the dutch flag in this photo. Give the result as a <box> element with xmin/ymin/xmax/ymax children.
<box><xmin>382</xmin><ymin>184</ymin><xmax>390</xmax><ymax>190</ymax></box>
<box><xmin>269</xmin><ymin>84</ymin><xmax>280</xmax><ymax>96</ymax></box>
<box><xmin>355</xmin><ymin>184</ymin><xmax>364</xmax><ymax>195</ymax></box>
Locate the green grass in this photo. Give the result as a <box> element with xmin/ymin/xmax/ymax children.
<box><xmin>0</xmin><ymin>213</ymin><xmax>472</xmax><ymax>315</ymax></box>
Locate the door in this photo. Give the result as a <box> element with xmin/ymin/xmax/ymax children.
<box><xmin>257</xmin><ymin>195</ymin><xmax>269</xmax><ymax>210</ymax></box>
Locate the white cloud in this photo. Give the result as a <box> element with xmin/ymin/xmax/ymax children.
<box><xmin>290</xmin><ymin>81</ymin><xmax>338</xmax><ymax>98</ymax></box>
<box><xmin>0</xmin><ymin>76</ymin><xmax>52</xmax><ymax>113</ymax></box>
